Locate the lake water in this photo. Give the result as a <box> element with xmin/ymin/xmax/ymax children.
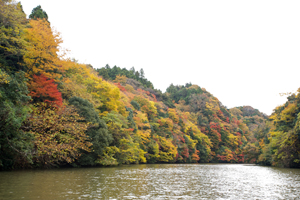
<box><xmin>1</xmin><ymin>164</ymin><xmax>300</xmax><ymax>199</ymax></box>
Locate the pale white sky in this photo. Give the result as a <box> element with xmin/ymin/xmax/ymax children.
<box><xmin>20</xmin><ymin>0</ymin><xmax>300</xmax><ymax>115</ymax></box>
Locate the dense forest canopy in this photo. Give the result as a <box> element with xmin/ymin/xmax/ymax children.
<box><xmin>0</xmin><ymin>1</ymin><xmax>299</xmax><ymax>170</ymax></box>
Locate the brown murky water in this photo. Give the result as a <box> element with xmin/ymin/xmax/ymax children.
<box><xmin>1</xmin><ymin>164</ymin><xmax>300</xmax><ymax>199</ymax></box>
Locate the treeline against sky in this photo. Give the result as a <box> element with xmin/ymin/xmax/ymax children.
<box><xmin>1</xmin><ymin>1</ymin><xmax>299</xmax><ymax>170</ymax></box>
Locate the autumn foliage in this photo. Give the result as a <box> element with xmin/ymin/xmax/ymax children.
<box><xmin>24</xmin><ymin>18</ymin><xmax>64</xmax><ymax>80</ymax></box>
<box><xmin>29</xmin><ymin>74</ymin><xmax>63</xmax><ymax>107</ymax></box>
<box><xmin>3</xmin><ymin>2</ymin><xmax>299</xmax><ymax>170</ymax></box>
<box><xmin>25</xmin><ymin>103</ymin><xmax>91</xmax><ymax>165</ymax></box>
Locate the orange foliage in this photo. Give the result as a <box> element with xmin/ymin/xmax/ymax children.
<box><xmin>192</xmin><ymin>149</ymin><xmax>200</xmax><ymax>162</ymax></box>
<box><xmin>182</xmin><ymin>146</ymin><xmax>189</xmax><ymax>161</ymax></box>
<box><xmin>114</xmin><ymin>82</ymin><xmax>126</xmax><ymax>92</ymax></box>
<box><xmin>29</xmin><ymin>74</ymin><xmax>62</xmax><ymax>107</ymax></box>
<box><xmin>151</xmin><ymin>93</ymin><xmax>157</xmax><ymax>102</ymax></box>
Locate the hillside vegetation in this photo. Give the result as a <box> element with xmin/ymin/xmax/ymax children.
<box><xmin>1</xmin><ymin>1</ymin><xmax>299</xmax><ymax>170</ymax></box>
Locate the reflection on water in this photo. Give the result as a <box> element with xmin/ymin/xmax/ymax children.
<box><xmin>1</xmin><ymin>164</ymin><xmax>300</xmax><ymax>199</ymax></box>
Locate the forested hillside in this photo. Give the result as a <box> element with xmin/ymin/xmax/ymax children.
<box><xmin>1</xmin><ymin>1</ymin><xmax>299</xmax><ymax>170</ymax></box>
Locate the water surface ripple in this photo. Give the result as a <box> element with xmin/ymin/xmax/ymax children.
<box><xmin>1</xmin><ymin>164</ymin><xmax>300</xmax><ymax>199</ymax></box>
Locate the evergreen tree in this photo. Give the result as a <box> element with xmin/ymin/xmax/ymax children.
<box><xmin>69</xmin><ymin>96</ymin><xmax>113</xmax><ymax>166</ymax></box>
<box><xmin>29</xmin><ymin>5</ymin><xmax>48</xmax><ymax>21</ymax></box>
<box><xmin>0</xmin><ymin>0</ymin><xmax>27</xmax><ymax>72</ymax></box>
<box><xmin>0</xmin><ymin>71</ymin><xmax>33</xmax><ymax>170</ymax></box>
<box><xmin>140</xmin><ymin>68</ymin><xmax>145</xmax><ymax>79</ymax></box>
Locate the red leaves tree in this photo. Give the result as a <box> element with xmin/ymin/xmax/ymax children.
<box><xmin>29</xmin><ymin>74</ymin><xmax>63</xmax><ymax>107</ymax></box>
<box><xmin>114</xmin><ymin>82</ymin><xmax>126</xmax><ymax>92</ymax></box>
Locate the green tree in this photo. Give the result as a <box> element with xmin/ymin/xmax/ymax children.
<box><xmin>135</xmin><ymin>71</ymin><xmax>140</xmax><ymax>80</ymax></box>
<box><xmin>0</xmin><ymin>0</ymin><xmax>27</xmax><ymax>72</ymax></box>
<box><xmin>0</xmin><ymin>70</ymin><xmax>33</xmax><ymax>170</ymax></box>
<box><xmin>140</xmin><ymin>68</ymin><xmax>145</xmax><ymax>79</ymax></box>
<box><xmin>68</xmin><ymin>96</ymin><xmax>113</xmax><ymax>166</ymax></box>
<box><xmin>130</xmin><ymin>100</ymin><xmax>140</xmax><ymax>111</ymax></box>
<box><xmin>29</xmin><ymin>5</ymin><xmax>48</xmax><ymax>21</ymax></box>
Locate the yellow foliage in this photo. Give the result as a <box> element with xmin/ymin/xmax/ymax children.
<box><xmin>184</xmin><ymin>135</ymin><xmax>197</xmax><ymax>149</ymax></box>
<box><xmin>134</xmin><ymin>111</ymin><xmax>149</xmax><ymax>129</ymax></box>
<box><xmin>118</xmin><ymin>138</ymin><xmax>146</xmax><ymax>164</ymax></box>
<box><xmin>188</xmin><ymin>112</ymin><xmax>198</xmax><ymax>125</ymax></box>
<box><xmin>61</xmin><ymin>77</ymin><xmax>100</xmax><ymax>107</ymax></box>
<box><xmin>154</xmin><ymin>135</ymin><xmax>177</xmax><ymax>162</ymax></box>
<box><xmin>133</xmin><ymin>95</ymin><xmax>157</xmax><ymax>118</ymax></box>
<box><xmin>228</xmin><ymin>133</ymin><xmax>239</xmax><ymax>148</ymax></box>
<box><xmin>259</xmin><ymin>138</ymin><xmax>265</xmax><ymax>149</ymax></box>
<box><xmin>294</xmin><ymin>112</ymin><xmax>300</xmax><ymax>134</ymax></box>
<box><xmin>188</xmin><ymin>85</ymin><xmax>200</xmax><ymax>90</ymax></box>
<box><xmin>172</xmin><ymin>124</ymin><xmax>182</xmax><ymax>135</ymax></box>
<box><xmin>149</xmin><ymin>101</ymin><xmax>158</xmax><ymax>116</ymax></box>
<box><xmin>230</xmin><ymin>107</ymin><xmax>243</xmax><ymax>116</ymax></box>
<box><xmin>114</xmin><ymin>75</ymin><xmax>127</xmax><ymax>84</ymax></box>
<box><xmin>60</xmin><ymin>60</ymin><xmax>126</xmax><ymax>117</ymax></box>
<box><xmin>24</xmin><ymin>19</ymin><xmax>64</xmax><ymax>80</ymax></box>
<box><xmin>238</xmin><ymin>122</ymin><xmax>249</xmax><ymax>133</ymax></box>
<box><xmin>270</xmin><ymin>131</ymin><xmax>280</xmax><ymax>137</ymax></box>
<box><xmin>175</xmin><ymin>100</ymin><xmax>190</xmax><ymax>112</ymax></box>
<box><xmin>168</xmin><ymin>108</ymin><xmax>179</xmax><ymax>123</ymax></box>
<box><xmin>182</xmin><ymin>111</ymin><xmax>212</xmax><ymax>152</ymax></box>
<box><xmin>159</xmin><ymin>118</ymin><xmax>174</xmax><ymax>131</ymax></box>
<box><xmin>0</xmin><ymin>69</ymin><xmax>10</xmax><ymax>84</ymax></box>
<box><xmin>26</xmin><ymin>103</ymin><xmax>92</xmax><ymax>165</ymax></box>
<box><xmin>205</xmin><ymin>98</ymin><xmax>219</xmax><ymax>113</ymax></box>
<box><xmin>96</xmin><ymin>146</ymin><xmax>120</xmax><ymax>166</ymax></box>
<box><xmin>137</xmin><ymin>129</ymin><xmax>151</xmax><ymax>144</ymax></box>
<box><xmin>280</xmin><ymin>103</ymin><xmax>297</xmax><ymax>123</ymax></box>
<box><xmin>224</xmin><ymin>149</ymin><xmax>234</xmax><ymax>162</ymax></box>
<box><xmin>124</xmin><ymin>84</ymin><xmax>135</xmax><ymax>92</ymax></box>
<box><xmin>148</xmin><ymin>141</ymin><xmax>160</xmax><ymax>160</ymax></box>
<box><xmin>142</xmin><ymin>100</ymin><xmax>157</xmax><ymax>118</ymax></box>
